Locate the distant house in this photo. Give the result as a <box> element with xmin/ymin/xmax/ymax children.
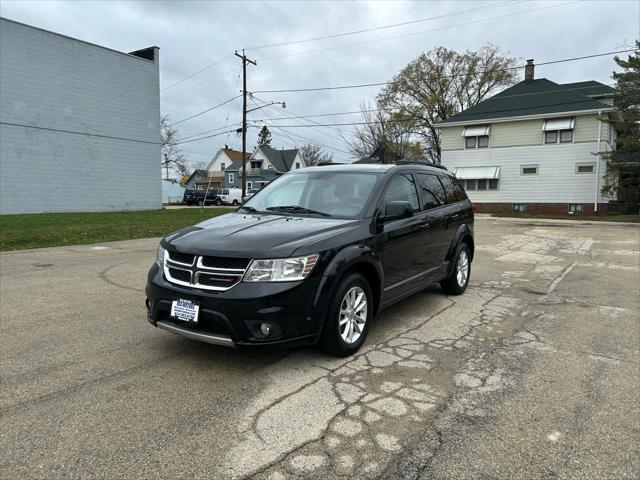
<box><xmin>436</xmin><ymin>60</ymin><xmax>620</xmax><ymax>215</ymax></box>
<box><xmin>162</xmin><ymin>179</ymin><xmax>185</xmax><ymax>204</ymax></box>
<box><xmin>183</xmin><ymin>169</ymin><xmax>208</xmax><ymax>190</ymax></box>
<box><xmin>223</xmin><ymin>146</ymin><xmax>306</xmax><ymax>190</ymax></box>
<box><xmin>205</xmin><ymin>146</ymin><xmax>251</xmax><ymax>173</ymax></box>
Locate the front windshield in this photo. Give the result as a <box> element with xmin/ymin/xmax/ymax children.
<box><xmin>242</xmin><ymin>170</ymin><xmax>382</xmax><ymax>218</ymax></box>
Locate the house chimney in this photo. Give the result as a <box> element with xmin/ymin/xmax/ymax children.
<box><xmin>525</xmin><ymin>59</ymin><xmax>535</xmax><ymax>81</ymax></box>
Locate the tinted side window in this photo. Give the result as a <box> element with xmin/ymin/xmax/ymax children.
<box><xmin>415</xmin><ymin>173</ymin><xmax>446</xmax><ymax>209</ymax></box>
<box><xmin>383</xmin><ymin>174</ymin><xmax>420</xmax><ymax>212</ymax></box>
<box><xmin>438</xmin><ymin>175</ymin><xmax>467</xmax><ymax>204</ymax></box>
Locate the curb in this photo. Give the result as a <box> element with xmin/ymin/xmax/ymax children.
<box><xmin>477</xmin><ymin>214</ymin><xmax>640</xmax><ymax>228</ymax></box>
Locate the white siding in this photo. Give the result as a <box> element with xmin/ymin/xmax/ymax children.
<box><xmin>0</xmin><ymin>19</ymin><xmax>161</xmax><ymax>214</ymax></box>
<box><xmin>207</xmin><ymin>149</ymin><xmax>235</xmax><ymax>172</ymax></box>
<box><xmin>442</xmin><ymin>142</ymin><xmax>609</xmax><ymax>204</ymax></box>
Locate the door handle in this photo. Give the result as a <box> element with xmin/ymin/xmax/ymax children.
<box><xmin>420</xmin><ymin>221</ymin><xmax>431</xmax><ymax>230</ymax></box>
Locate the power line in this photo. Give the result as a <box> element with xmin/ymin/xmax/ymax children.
<box><xmin>247</xmin><ymin>0</ymin><xmax>515</xmax><ymax>50</ymax></box>
<box><xmin>168</xmin><ymin>95</ymin><xmax>242</xmax><ymax>126</ymax></box>
<box><xmin>252</xmin><ymin>50</ymin><xmax>634</xmax><ymax>94</ymax></box>
<box><xmin>161</xmin><ymin>54</ymin><xmax>233</xmax><ymax>92</ymax></box>
<box><xmin>252</xmin><ymin>109</ymin><xmax>378</xmax><ymax>121</ymax></box>
<box><xmin>249</xmin><ymin>97</ymin><xmax>351</xmax><ymax>155</ymax></box>
<box><xmin>251</xmin><ymin>95</ymin><xmax>352</xmax><ymax>141</ymax></box>
<box><xmin>1</xmin><ymin>121</ymin><xmax>160</xmax><ymax>145</ymax></box>
<box><xmin>257</xmin><ymin>1</ymin><xmax>580</xmax><ymax>62</ymax></box>
<box><xmin>175</xmin><ymin>129</ymin><xmax>237</xmax><ymax>145</ymax></box>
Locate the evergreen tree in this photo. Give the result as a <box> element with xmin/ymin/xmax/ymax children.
<box><xmin>603</xmin><ymin>42</ymin><xmax>640</xmax><ymax>202</ymax></box>
<box><xmin>257</xmin><ymin>126</ymin><xmax>272</xmax><ymax>148</ymax></box>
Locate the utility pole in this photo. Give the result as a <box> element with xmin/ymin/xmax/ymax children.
<box><xmin>235</xmin><ymin>49</ymin><xmax>256</xmax><ymax>199</ymax></box>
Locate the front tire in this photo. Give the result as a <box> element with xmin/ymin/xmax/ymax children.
<box><xmin>215</xmin><ymin>199</ymin><xmax>222</xmax><ymax>206</ymax></box>
<box><xmin>320</xmin><ymin>272</ymin><xmax>373</xmax><ymax>357</ymax></box>
<box><xmin>440</xmin><ymin>243</ymin><xmax>471</xmax><ymax>295</ymax></box>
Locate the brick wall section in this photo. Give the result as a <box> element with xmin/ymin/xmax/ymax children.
<box><xmin>473</xmin><ymin>203</ymin><xmax>610</xmax><ymax>215</ymax></box>
<box><xmin>0</xmin><ymin>19</ymin><xmax>161</xmax><ymax>214</ymax></box>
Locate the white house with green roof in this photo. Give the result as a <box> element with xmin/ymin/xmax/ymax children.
<box><xmin>436</xmin><ymin>60</ymin><xmax>620</xmax><ymax>215</ymax></box>
<box><xmin>223</xmin><ymin>145</ymin><xmax>306</xmax><ymax>190</ymax></box>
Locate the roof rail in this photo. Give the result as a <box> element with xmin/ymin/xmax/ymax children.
<box><xmin>395</xmin><ymin>160</ymin><xmax>448</xmax><ymax>170</ymax></box>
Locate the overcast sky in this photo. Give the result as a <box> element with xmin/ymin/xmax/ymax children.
<box><xmin>1</xmin><ymin>0</ymin><xmax>638</xmax><ymax>165</ymax></box>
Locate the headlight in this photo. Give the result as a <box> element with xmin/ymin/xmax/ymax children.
<box><xmin>244</xmin><ymin>254</ymin><xmax>319</xmax><ymax>282</ymax></box>
<box><xmin>155</xmin><ymin>245</ymin><xmax>166</xmax><ymax>267</ymax></box>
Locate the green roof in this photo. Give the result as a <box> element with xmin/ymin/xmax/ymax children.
<box><xmin>258</xmin><ymin>146</ymin><xmax>299</xmax><ymax>172</ymax></box>
<box><xmin>438</xmin><ymin>78</ymin><xmax>613</xmax><ymax>125</ymax></box>
<box><xmin>561</xmin><ymin>81</ymin><xmax>615</xmax><ymax>98</ymax></box>
<box><xmin>225</xmin><ymin>146</ymin><xmax>300</xmax><ymax>172</ymax></box>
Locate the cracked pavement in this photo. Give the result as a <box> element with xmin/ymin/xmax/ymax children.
<box><xmin>1</xmin><ymin>217</ymin><xmax>638</xmax><ymax>479</ymax></box>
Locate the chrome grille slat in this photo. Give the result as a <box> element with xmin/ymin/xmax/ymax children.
<box><xmin>163</xmin><ymin>251</ymin><xmax>250</xmax><ymax>292</ymax></box>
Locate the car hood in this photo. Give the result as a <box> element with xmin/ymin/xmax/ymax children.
<box><xmin>164</xmin><ymin>212</ymin><xmax>360</xmax><ymax>258</ymax></box>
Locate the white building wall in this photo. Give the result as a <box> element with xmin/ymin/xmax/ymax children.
<box><xmin>442</xmin><ymin>142</ymin><xmax>608</xmax><ymax>204</ymax></box>
<box><xmin>0</xmin><ymin>18</ymin><xmax>161</xmax><ymax>214</ymax></box>
<box><xmin>207</xmin><ymin>149</ymin><xmax>233</xmax><ymax>172</ymax></box>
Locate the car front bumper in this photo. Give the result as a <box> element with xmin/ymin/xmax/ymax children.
<box><xmin>145</xmin><ymin>264</ymin><xmax>329</xmax><ymax>347</ymax></box>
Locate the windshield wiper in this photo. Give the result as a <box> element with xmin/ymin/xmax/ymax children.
<box><xmin>266</xmin><ymin>205</ymin><xmax>332</xmax><ymax>217</ymax></box>
<box><xmin>240</xmin><ymin>205</ymin><xmax>259</xmax><ymax>213</ymax></box>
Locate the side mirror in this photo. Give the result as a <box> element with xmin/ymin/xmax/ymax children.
<box><xmin>381</xmin><ymin>201</ymin><xmax>413</xmax><ymax>222</ymax></box>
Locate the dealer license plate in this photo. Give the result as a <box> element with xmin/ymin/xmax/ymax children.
<box><xmin>170</xmin><ymin>299</ymin><xmax>199</xmax><ymax>323</ymax></box>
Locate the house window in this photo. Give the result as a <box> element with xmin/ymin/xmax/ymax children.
<box><xmin>543</xmin><ymin>118</ymin><xmax>575</xmax><ymax>144</ymax></box>
<box><xmin>576</xmin><ymin>163</ymin><xmax>595</xmax><ymax>174</ymax></box>
<box><xmin>521</xmin><ymin>165</ymin><xmax>539</xmax><ymax>175</ymax></box>
<box><xmin>465</xmin><ymin>135</ymin><xmax>489</xmax><ymax>149</ymax></box>
<box><xmin>247</xmin><ymin>182</ymin><xmax>252</xmax><ymax>190</ymax></box>
<box><xmin>296</xmin><ymin>162</ymin><xmax>300</xmax><ymax>169</ymax></box>
<box><xmin>512</xmin><ymin>203</ymin><xmax>526</xmax><ymax>213</ymax></box>
<box><xmin>461</xmin><ymin>179</ymin><xmax>498</xmax><ymax>191</ymax></box>
<box><xmin>228</xmin><ymin>173</ymin><xmax>235</xmax><ymax>184</ymax></box>
<box><xmin>221</xmin><ymin>163</ymin><xmax>225</xmax><ymax>171</ymax></box>
<box><xmin>268</xmin><ymin>165</ymin><xmax>274</xmax><ymax>170</ymax></box>
<box><xmin>560</xmin><ymin>129</ymin><xmax>573</xmax><ymax>143</ymax></box>
<box><xmin>568</xmin><ymin>204</ymin><xmax>583</xmax><ymax>215</ymax></box>
<box><xmin>462</xmin><ymin>125</ymin><xmax>490</xmax><ymax>149</ymax></box>
<box><xmin>544</xmin><ymin>131</ymin><xmax>558</xmax><ymax>144</ymax></box>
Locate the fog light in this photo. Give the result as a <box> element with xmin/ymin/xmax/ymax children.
<box><xmin>260</xmin><ymin>323</ymin><xmax>273</xmax><ymax>336</ymax></box>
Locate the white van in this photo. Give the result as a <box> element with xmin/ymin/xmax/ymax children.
<box><xmin>219</xmin><ymin>188</ymin><xmax>243</xmax><ymax>206</ymax></box>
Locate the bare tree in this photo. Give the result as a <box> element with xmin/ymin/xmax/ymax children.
<box><xmin>377</xmin><ymin>44</ymin><xmax>519</xmax><ymax>162</ymax></box>
<box><xmin>161</xmin><ymin>115</ymin><xmax>188</xmax><ymax>179</ymax></box>
<box><xmin>346</xmin><ymin>101</ymin><xmax>419</xmax><ymax>163</ymax></box>
<box><xmin>300</xmin><ymin>144</ymin><xmax>333</xmax><ymax>166</ymax></box>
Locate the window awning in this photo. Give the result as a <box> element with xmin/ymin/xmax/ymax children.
<box><xmin>543</xmin><ymin>117</ymin><xmax>575</xmax><ymax>131</ymax></box>
<box><xmin>462</xmin><ymin>125</ymin><xmax>490</xmax><ymax>137</ymax></box>
<box><xmin>453</xmin><ymin>166</ymin><xmax>501</xmax><ymax>179</ymax></box>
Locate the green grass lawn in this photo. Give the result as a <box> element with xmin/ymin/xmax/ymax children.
<box><xmin>0</xmin><ymin>208</ymin><xmax>235</xmax><ymax>251</ymax></box>
<box><xmin>489</xmin><ymin>213</ymin><xmax>640</xmax><ymax>223</ymax></box>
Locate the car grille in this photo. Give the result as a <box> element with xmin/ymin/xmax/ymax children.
<box><xmin>164</xmin><ymin>251</ymin><xmax>250</xmax><ymax>292</ymax></box>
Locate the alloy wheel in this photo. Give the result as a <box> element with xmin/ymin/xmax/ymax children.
<box><xmin>456</xmin><ymin>250</ymin><xmax>469</xmax><ymax>287</ymax></box>
<box><xmin>339</xmin><ymin>286</ymin><xmax>368</xmax><ymax>344</ymax></box>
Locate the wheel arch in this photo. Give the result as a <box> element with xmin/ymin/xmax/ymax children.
<box><xmin>318</xmin><ymin>245</ymin><xmax>384</xmax><ymax>317</ymax></box>
<box><xmin>446</xmin><ymin>224</ymin><xmax>475</xmax><ymax>263</ymax></box>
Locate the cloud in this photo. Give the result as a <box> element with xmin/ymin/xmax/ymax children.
<box><xmin>1</xmin><ymin>0</ymin><xmax>637</xmax><ymax>163</ymax></box>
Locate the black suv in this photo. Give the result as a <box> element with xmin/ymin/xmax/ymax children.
<box><xmin>183</xmin><ymin>189</ymin><xmax>222</xmax><ymax>206</ymax></box>
<box><xmin>146</xmin><ymin>164</ymin><xmax>474</xmax><ymax>356</ymax></box>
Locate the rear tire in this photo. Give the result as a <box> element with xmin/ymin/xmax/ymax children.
<box><xmin>320</xmin><ymin>272</ymin><xmax>373</xmax><ymax>357</ymax></box>
<box><xmin>440</xmin><ymin>243</ymin><xmax>471</xmax><ymax>295</ymax></box>
<box><xmin>232</xmin><ymin>200</ymin><xmax>239</xmax><ymax>206</ymax></box>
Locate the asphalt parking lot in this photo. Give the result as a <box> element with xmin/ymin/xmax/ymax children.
<box><xmin>1</xmin><ymin>217</ymin><xmax>638</xmax><ymax>479</ymax></box>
